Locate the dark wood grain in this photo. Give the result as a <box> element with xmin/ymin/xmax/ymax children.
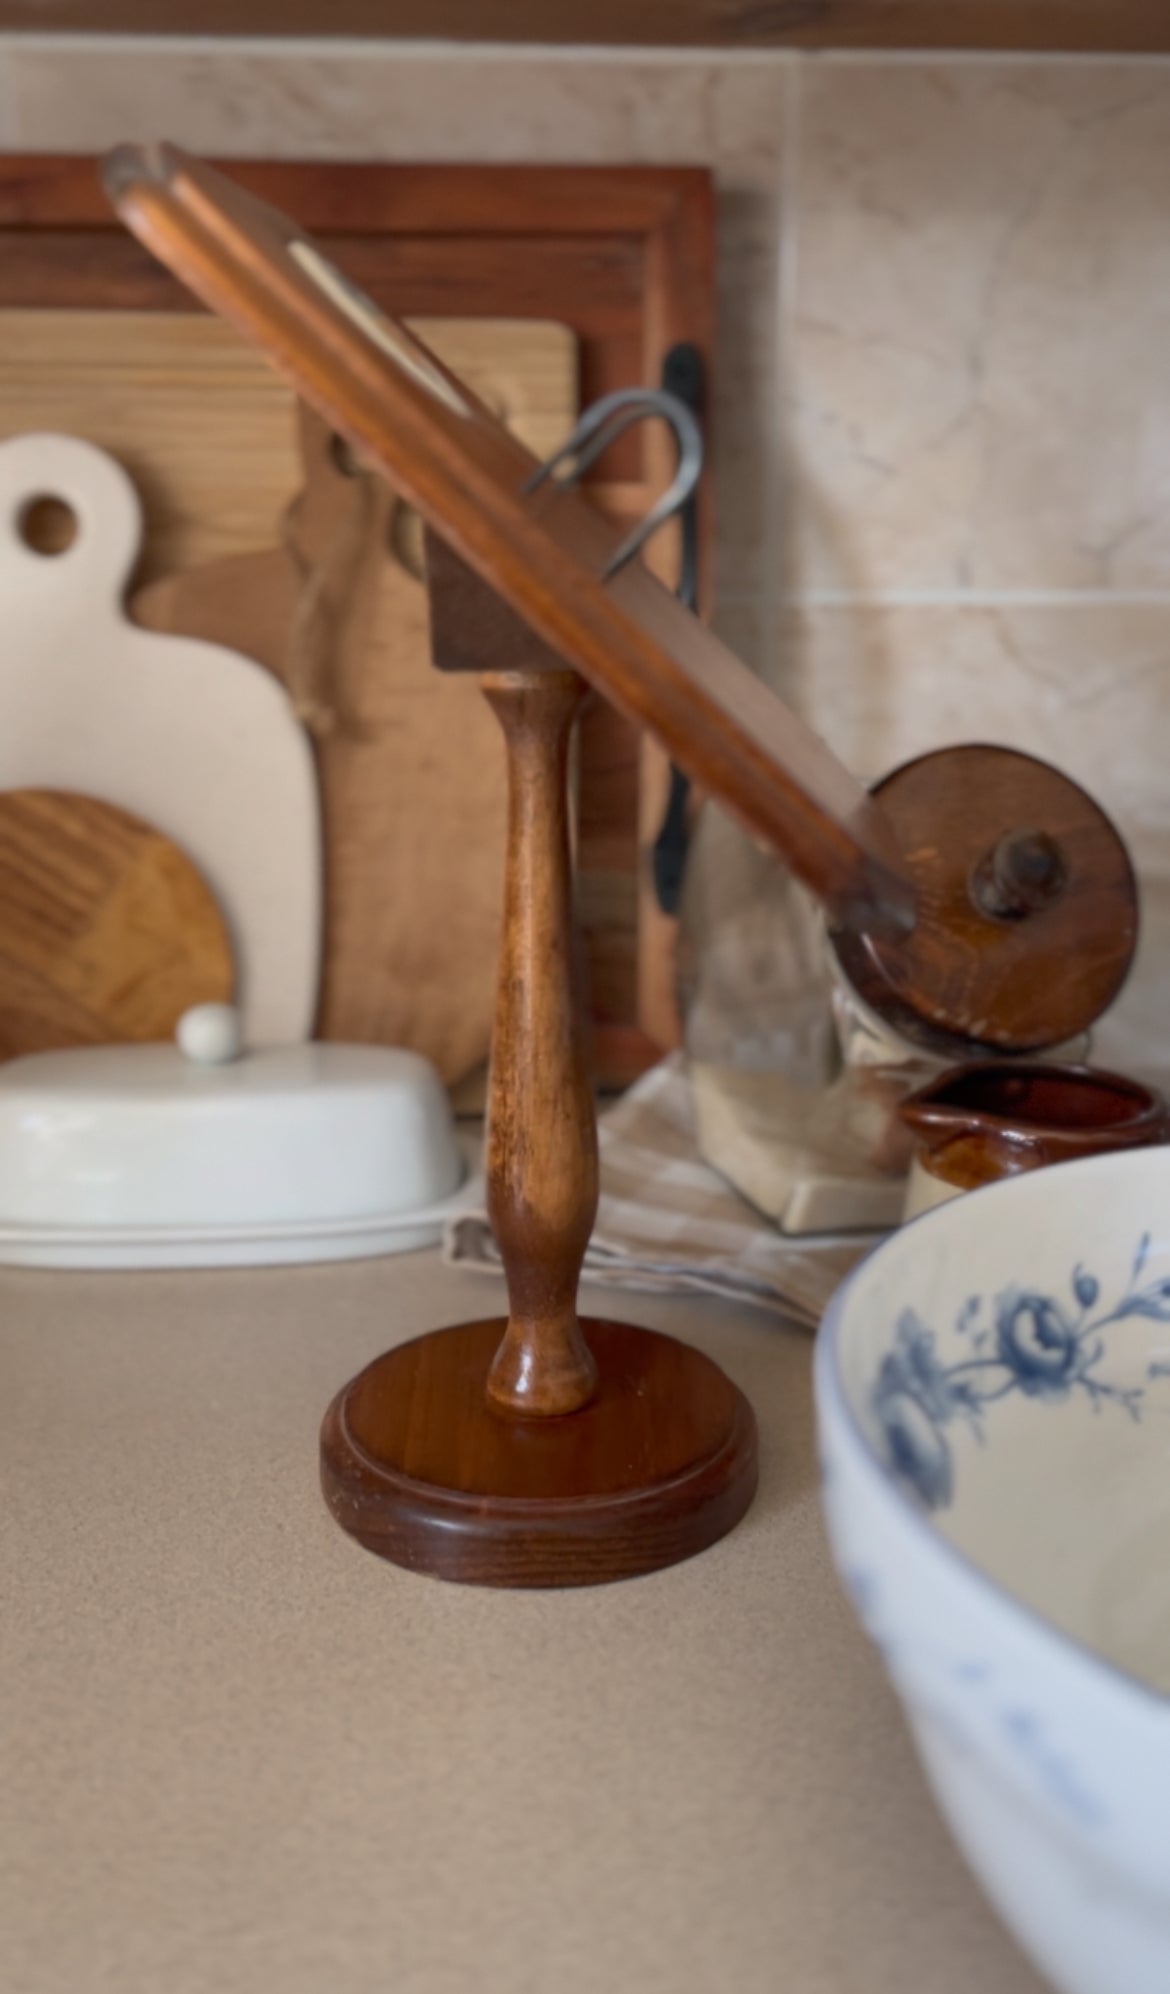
<box><xmin>0</xmin><ymin>230</ymin><xmax>644</xmax><ymax>327</ymax></box>
<box><xmin>428</xmin><ymin>544</ymin><xmax>646</xmax><ymax>1412</ymax></box>
<box><xmin>319</xmin><ymin>550</ymin><xmax>758</xmax><ymax>1585</ymax></box>
<box><xmin>2</xmin><ymin>0</ymin><xmax>1166</xmax><ymax>51</ymax></box>
<box><xmin>832</xmin><ymin>745</ymin><xmax>1139</xmax><ymax>1056</ymax></box>
<box><xmin>0</xmin><ymin>157</ymin><xmax>708</xmax><ymax>235</ymax></box>
<box><xmin>481</xmin><ymin>667</ymin><xmax>600</xmax><ymax>1417</ymax></box>
<box><xmin>320</xmin><ymin>1318</ymin><xmax>758</xmax><ymax>1587</ymax></box>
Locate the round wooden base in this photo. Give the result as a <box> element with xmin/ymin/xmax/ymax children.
<box><xmin>320</xmin><ymin>1316</ymin><xmax>758</xmax><ymax>1588</ymax></box>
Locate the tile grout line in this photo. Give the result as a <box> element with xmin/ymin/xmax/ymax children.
<box><xmin>718</xmin><ymin>590</ymin><xmax>1170</xmax><ymax>610</ymax></box>
<box><xmin>758</xmin><ymin>55</ymin><xmax>802</xmax><ymax>686</ymax></box>
<box><xmin>0</xmin><ymin>37</ymin><xmax>14</xmax><ymax>146</ymax></box>
<box><xmin>804</xmin><ymin>46</ymin><xmax>1170</xmax><ymax>69</ymax></box>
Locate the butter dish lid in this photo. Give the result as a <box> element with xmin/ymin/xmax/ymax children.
<box><xmin>0</xmin><ymin>1009</ymin><xmax>469</xmax><ymax>1262</ymax></box>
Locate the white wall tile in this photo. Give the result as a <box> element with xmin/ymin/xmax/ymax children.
<box><xmin>792</xmin><ymin>61</ymin><xmax>1170</xmax><ymax>598</ymax></box>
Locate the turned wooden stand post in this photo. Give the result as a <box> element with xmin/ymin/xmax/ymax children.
<box><xmin>318</xmin><ymin>542</ymin><xmax>758</xmax><ymax>1586</ymax></box>
<box><xmin>481</xmin><ymin>666</ymin><xmax>600</xmax><ymax>1419</ymax></box>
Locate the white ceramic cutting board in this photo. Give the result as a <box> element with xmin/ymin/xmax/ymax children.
<box><xmin>0</xmin><ymin>433</ymin><xmax>320</xmax><ymax>1044</ymax></box>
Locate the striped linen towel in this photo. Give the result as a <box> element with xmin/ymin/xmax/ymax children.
<box><xmin>444</xmin><ymin>1054</ymin><xmax>875</xmax><ymax>1329</ymax></box>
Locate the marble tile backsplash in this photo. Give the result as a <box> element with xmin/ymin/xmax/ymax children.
<box><xmin>792</xmin><ymin>63</ymin><xmax>1170</xmax><ymax>599</ymax></box>
<box><xmin>3</xmin><ymin>38</ymin><xmax>1168</xmax><ymax>1072</ymax></box>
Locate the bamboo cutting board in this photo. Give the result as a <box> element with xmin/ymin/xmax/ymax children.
<box><xmin>0</xmin><ymin>309</ymin><xmax>576</xmax><ymax>580</ymax></box>
<box><xmin>0</xmin><ymin>788</ymin><xmax>233</xmax><ymax>1056</ymax></box>
<box><xmin>0</xmin><ymin>309</ymin><xmax>298</xmax><ymax>583</ymax></box>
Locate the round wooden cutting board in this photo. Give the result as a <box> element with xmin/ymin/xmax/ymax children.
<box><xmin>0</xmin><ymin>788</ymin><xmax>235</xmax><ymax>1057</ymax></box>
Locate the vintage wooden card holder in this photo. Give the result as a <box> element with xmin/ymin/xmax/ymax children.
<box><xmin>106</xmin><ymin>145</ymin><xmax>1139</xmax><ymax>1586</ymax></box>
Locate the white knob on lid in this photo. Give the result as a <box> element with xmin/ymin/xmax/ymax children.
<box><xmin>176</xmin><ymin>1003</ymin><xmax>243</xmax><ymax>1066</ymax></box>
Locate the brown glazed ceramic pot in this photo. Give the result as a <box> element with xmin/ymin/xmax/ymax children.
<box><xmin>900</xmin><ymin>1062</ymin><xmax>1169</xmax><ymax>1220</ymax></box>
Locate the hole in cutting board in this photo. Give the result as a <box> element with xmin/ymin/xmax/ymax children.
<box><xmin>20</xmin><ymin>495</ymin><xmax>78</xmax><ymax>557</ymax></box>
<box><xmin>328</xmin><ymin>432</ymin><xmax>364</xmax><ymax>479</ymax></box>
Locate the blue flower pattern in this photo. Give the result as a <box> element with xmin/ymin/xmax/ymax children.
<box><xmin>872</xmin><ymin>1232</ymin><xmax>1170</xmax><ymax>1511</ymax></box>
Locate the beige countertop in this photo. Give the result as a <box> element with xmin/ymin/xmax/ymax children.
<box><xmin>1</xmin><ymin>1252</ymin><xmax>1047</xmax><ymax>1994</ymax></box>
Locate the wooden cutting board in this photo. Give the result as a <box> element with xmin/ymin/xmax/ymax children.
<box><xmin>133</xmin><ymin>322</ymin><xmax>578</xmax><ymax>1085</ymax></box>
<box><xmin>0</xmin><ymin>788</ymin><xmax>234</xmax><ymax>1056</ymax></box>
<box><xmin>135</xmin><ymin>409</ymin><xmax>506</xmax><ymax>1083</ymax></box>
<box><xmin>0</xmin><ymin>429</ymin><xmax>321</xmax><ymax>1047</ymax></box>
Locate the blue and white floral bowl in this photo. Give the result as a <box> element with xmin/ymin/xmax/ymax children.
<box><xmin>815</xmin><ymin>1147</ymin><xmax>1170</xmax><ymax>1994</ymax></box>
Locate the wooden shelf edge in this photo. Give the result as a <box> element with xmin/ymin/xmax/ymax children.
<box><xmin>0</xmin><ymin>2</ymin><xmax>1166</xmax><ymax>54</ymax></box>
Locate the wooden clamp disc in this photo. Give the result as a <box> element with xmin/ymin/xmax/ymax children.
<box><xmin>832</xmin><ymin>744</ymin><xmax>1139</xmax><ymax>1055</ymax></box>
<box><xmin>321</xmin><ymin>1318</ymin><xmax>757</xmax><ymax>1588</ymax></box>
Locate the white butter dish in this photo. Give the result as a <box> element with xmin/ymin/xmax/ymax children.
<box><xmin>0</xmin><ymin>1035</ymin><xmax>472</xmax><ymax>1268</ymax></box>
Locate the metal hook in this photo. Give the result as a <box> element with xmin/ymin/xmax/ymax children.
<box><xmin>523</xmin><ymin>385</ymin><xmax>703</xmax><ymax>581</ymax></box>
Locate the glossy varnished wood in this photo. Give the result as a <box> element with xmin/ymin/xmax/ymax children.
<box><xmin>320</xmin><ymin>1318</ymin><xmax>758</xmax><ymax>1587</ymax></box>
<box><xmin>316</xmin><ymin>550</ymin><xmax>758</xmax><ymax>1583</ymax></box>
<box><xmin>831</xmin><ymin>744</ymin><xmax>1139</xmax><ymax>1055</ymax></box>
<box><xmin>900</xmin><ymin>1061</ymin><xmax>1169</xmax><ymax>1190</ymax></box>
<box><xmin>480</xmin><ymin>669</ymin><xmax>600</xmax><ymax>1417</ymax></box>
